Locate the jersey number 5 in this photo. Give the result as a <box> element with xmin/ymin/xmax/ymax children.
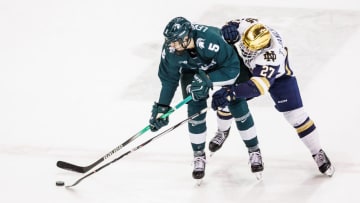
<box><xmin>208</xmin><ymin>43</ymin><xmax>220</xmax><ymax>52</ymax></box>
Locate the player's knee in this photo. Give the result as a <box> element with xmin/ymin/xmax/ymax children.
<box><xmin>283</xmin><ymin>107</ymin><xmax>308</xmax><ymax>127</ymax></box>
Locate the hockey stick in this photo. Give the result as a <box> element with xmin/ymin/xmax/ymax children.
<box><xmin>65</xmin><ymin>108</ymin><xmax>208</xmax><ymax>188</ymax></box>
<box><xmin>57</xmin><ymin>95</ymin><xmax>192</xmax><ymax>173</ymax></box>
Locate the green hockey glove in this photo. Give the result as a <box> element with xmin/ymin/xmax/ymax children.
<box><xmin>189</xmin><ymin>70</ymin><xmax>213</xmax><ymax>101</ymax></box>
<box><xmin>149</xmin><ymin>102</ymin><xmax>171</xmax><ymax>132</ymax></box>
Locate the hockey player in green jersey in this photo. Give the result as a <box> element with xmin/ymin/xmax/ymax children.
<box><xmin>148</xmin><ymin>16</ymin><xmax>264</xmax><ymax>182</ymax></box>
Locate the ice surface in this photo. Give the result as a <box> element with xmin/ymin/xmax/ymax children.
<box><xmin>1</xmin><ymin>0</ymin><xmax>359</xmax><ymax>202</ymax></box>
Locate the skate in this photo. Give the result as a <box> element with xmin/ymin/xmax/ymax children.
<box><xmin>249</xmin><ymin>149</ymin><xmax>264</xmax><ymax>180</ymax></box>
<box><xmin>312</xmin><ymin>149</ymin><xmax>335</xmax><ymax>177</ymax></box>
<box><xmin>208</xmin><ymin>128</ymin><xmax>230</xmax><ymax>156</ymax></box>
<box><xmin>192</xmin><ymin>152</ymin><xmax>206</xmax><ymax>185</ymax></box>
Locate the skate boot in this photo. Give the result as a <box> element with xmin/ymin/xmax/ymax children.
<box><xmin>209</xmin><ymin>128</ymin><xmax>230</xmax><ymax>155</ymax></box>
<box><xmin>312</xmin><ymin>149</ymin><xmax>335</xmax><ymax>177</ymax></box>
<box><xmin>249</xmin><ymin>149</ymin><xmax>264</xmax><ymax>180</ymax></box>
<box><xmin>192</xmin><ymin>152</ymin><xmax>206</xmax><ymax>185</ymax></box>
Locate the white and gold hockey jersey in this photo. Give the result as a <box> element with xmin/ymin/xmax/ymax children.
<box><xmin>232</xmin><ymin>18</ymin><xmax>294</xmax><ymax>97</ymax></box>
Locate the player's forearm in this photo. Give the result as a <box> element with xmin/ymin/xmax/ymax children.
<box><xmin>233</xmin><ymin>80</ymin><xmax>262</xmax><ymax>99</ymax></box>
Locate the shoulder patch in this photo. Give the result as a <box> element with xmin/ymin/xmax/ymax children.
<box><xmin>196</xmin><ymin>38</ymin><xmax>206</xmax><ymax>49</ymax></box>
<box><xmin>161</xmin><ymin>48</ymin><xmax>166</xmax><ymax>59</ymax></box>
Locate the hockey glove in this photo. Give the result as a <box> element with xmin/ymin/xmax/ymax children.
<box><xmin>149</xmin><ymin>102</ymin><xmax>171</xmax><ymax>132</ymax></box>
<box><xmin>211</xmin><ymin>86</ymin><xmax>236</xmax><ymax>110</ymax></box>
<box><xmin>189</xmin><ymin>70</ymin><xmax>213</xmax><ymax>101</ymax></box>
<box><xmin>221</xmin><ymin>20</ymin><xmax>240</xmax><ymax>44</ymax></box>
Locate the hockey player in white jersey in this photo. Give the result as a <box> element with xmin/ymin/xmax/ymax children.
<box><xmin>210</xmin><ymin>18</ymin><xmax>335</xmax><ymax>176</ymax></box>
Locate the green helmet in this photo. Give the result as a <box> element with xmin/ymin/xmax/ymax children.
<box><xmin>163</xmin><ymin>17</ymin><xmax>192</xmax><ymax>45</ymax></box>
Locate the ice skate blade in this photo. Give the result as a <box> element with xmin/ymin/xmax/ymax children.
<box><xmin>324</xmin><ymin>165</ymin><xmax>335</xmax><ymax>177</ymax></box>
<box><xmin>195</xmin><ymin>179</ymin><xmax>203</xmax><ymax>186</ymax></box>
<box><xmin>254</xmin><ymin>172</ymin><xmax>263</xmax><ymax>180</ymax></box>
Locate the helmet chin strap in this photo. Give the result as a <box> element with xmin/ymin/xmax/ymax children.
<box><xmin>181</xmin><ymin>36</ymin><xmax>192</xmax><ymax>49</ymax></box>
<box><xmin>174</xmin><ymin>36</ymin><xmax>192</xmax><ymax>55</ymax></box>
<box><xmin>181</xmin><ymin>29</ymin><xmax>194</xmax><ymax>49</ymax></box>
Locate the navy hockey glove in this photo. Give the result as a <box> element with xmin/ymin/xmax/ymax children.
<box><xmin>221</xmin><ymin>21</ymin><xmax>240</xmax><ymax>44</ymax></box>
<box><xmin>149</xmin><ymin>102</ymin><xmax>171</xmax><ymax>132</ymax></box>
<box><xmin>189</xmin><ymin>70</ymin><xmax>213</xmax><ymax>101</ymax></box>
<box><xmin>211</xmin><ymin>86</ymin><xmax>236</xmax><ymax>110</ymax></box>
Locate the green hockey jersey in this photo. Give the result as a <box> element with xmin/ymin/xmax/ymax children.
<box><xmin>157</xmin><ymin>24</ymin><xmax>241</xmax><ymax>105</ymax></box>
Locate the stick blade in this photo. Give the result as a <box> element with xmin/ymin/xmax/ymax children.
<box><xmin>56</xmin><ymin>161</ymin><xmax>87</xmax><ymax>173</ymax></box>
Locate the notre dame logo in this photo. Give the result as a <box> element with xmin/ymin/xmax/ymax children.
<box><xmin>263</xmin><ymin>51</ymin><xmax>276</xmax><ymax>62</ymax></box>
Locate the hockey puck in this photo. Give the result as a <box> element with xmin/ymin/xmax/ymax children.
<box><xmin>56</xmin><ymin>181</ymin><xmax>65</xmax><ymax>186</ymax></box>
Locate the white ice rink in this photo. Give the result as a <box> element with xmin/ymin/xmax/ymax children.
<box><xmin>1</xmin><ymin>0</ymin><xmax>360</xmax><ymax>202</ymax></box>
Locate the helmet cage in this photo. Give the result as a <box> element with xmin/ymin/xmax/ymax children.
<box><xmin>239</xmin><ymin>23</ymin><xmax>271</xmax><ymax>60</ymax></box>
<box><xmin>238</xmin><ymin>41</ymin><xmax>260</xmax><ymax>60</ymax></box>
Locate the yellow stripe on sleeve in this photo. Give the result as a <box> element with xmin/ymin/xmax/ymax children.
<box><xmin>250</xmin><ymin>77</ymin><xmax>270</xmax><ymax>95</ymax></box>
